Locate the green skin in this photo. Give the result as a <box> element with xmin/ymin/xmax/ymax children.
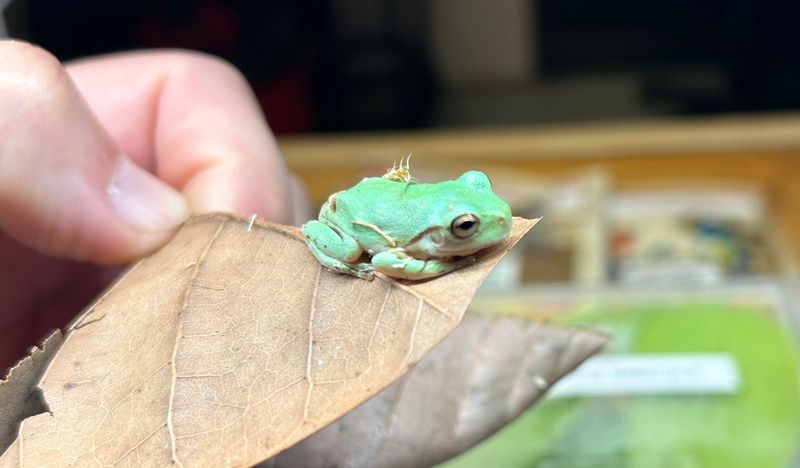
<box><xmin>302</xmin><ymin>171</ymin><xmax>512</xmax><ymax>280</ymax></box>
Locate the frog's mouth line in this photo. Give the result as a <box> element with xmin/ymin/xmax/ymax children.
<box><xmin>405</xmin><ymin>226</ymin><xmax>510</xmax><ymax>258</ymax></box>
<box><xmin>404</xmin><ymin>248</ymin><xmax>479</xmax><ymax>261</ymax></box>
<box><xmin>428</xmin><ymin>241</ymin><xmax>501</xmax><ymax>258</ymax></box>
<box><xmin>401</xmin><ymin>242</ymin><xmax>480</xmax><ymax>259</ymax></box>
<box><xmin>434</xmin><ymin>248</ymin><xmax>482</xmax><ymax>258</ymax></box>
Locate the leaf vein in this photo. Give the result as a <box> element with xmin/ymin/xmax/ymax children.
<box><xmin>302</xmin><ymin>265</ymin><xmax>323</xmax><ymax>421</ymax></box>
<box><xmin>167</xmin><ymin>219</ymin><xmax>226</xmax><ymax>467</ymax></box>
<box><xmin>368</xmin><ymin>284</ymin><xmax>393</xmax><ymax>363</ymax></box>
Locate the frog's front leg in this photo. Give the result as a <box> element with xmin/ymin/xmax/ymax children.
<box><xmin>371</xmin><ymin>248</ymin><xmax>476</xmax><ymax>280</ymax></box>
<box><xmin>302</xmin><ymin>220</ymin><xmax>374</xmax><ymax>280</ymax></box>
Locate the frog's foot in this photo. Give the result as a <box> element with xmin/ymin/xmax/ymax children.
<box><xmin>305</xmin><ymin>241</ymin><xmax>375</xmax><ymax>280</ymax></box>
<box><xmin>302</xmin><ymin>220</ymin><xmax>374</xmax><ymax>280</ymax></box>
<box><xmin>350</xmin><ymin>264</ymin><xmax>375</xmax><ymax>280</ymax></box>
<box><xmin>329</xmin><ymin>257</ymin><xmax>374</xmax><ymax>280</ymax></box>
<box><xmin>371</xmin><ymin>248</ymin><xmax>475</xmax><ymax>280</ymax></box>
<box><xmin>329</xmin><ymin>259</ymin><xmax>374</xmax><ymax>280</ymax></box>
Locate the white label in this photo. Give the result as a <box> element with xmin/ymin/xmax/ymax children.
<box><xmin>549</xmin><ymin>353</ymin><xmax>741</xmax><ymax>398</ymax></box>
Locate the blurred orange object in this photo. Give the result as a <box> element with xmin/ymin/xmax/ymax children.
<box><xmin>280</xmin><ymin>113</ymin><xmax>800</xmax><ymax>260</ymax></box>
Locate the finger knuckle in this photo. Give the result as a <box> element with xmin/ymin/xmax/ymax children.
<box><xmin>0</xmin><ymin>40</ymin><xmax>71</xmax><ymax>114</ymax></box>
<box><xmin>168</xmin><ymin>49</ymin><xmax>250</xmax><ymax>89</ymax></box>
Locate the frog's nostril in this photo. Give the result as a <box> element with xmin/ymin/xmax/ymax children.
<box><xmin>497</xmin><ymin>217</ymin><xmax>506</xmax><ymax>224</ymax></box>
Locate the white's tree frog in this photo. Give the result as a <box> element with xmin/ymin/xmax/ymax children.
<box><xmin>301</xmin><ymin>165</ymin><xmax>512</xmax><ymax>280</ymax></box>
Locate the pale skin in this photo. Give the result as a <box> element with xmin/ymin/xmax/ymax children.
<box><xmin>302</xmin><ymin>170</ymin><xmax>513</xmax><ymax>280</ymax></box>
<box><xmin>0</xmin><ymin>41</ymin><xmax>309</xmax><ymax>372</ymax></box>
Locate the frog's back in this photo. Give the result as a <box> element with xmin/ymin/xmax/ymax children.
<box><xmin>336</xmin><ymin>177</ymin><xmax>435</xmax><ymax>219</ymax></box>
<box><xmin>330</xmin><ymin>177</ymin><xmax>449</xmax><ymax>245</ymax></box>
<box><xmin>340</xmin><ymin>176</ymin><xmax>409</xmax><ymax>204</ymax></box>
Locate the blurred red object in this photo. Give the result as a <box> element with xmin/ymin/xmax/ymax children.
<box><xmin>254</xmin><ymin>59</ymin><xmax>314</xmax><ymax>134</ymax></box>
<box><xmin>136</xmin><ymin>0</ymin><xmax>240</xmax><ymax>55</ymax></box>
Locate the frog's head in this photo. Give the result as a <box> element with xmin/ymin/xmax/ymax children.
<box><xmin>419</xmin><ymin>171</ymin><xmax>512</xmax><ymax>257</ymax></box>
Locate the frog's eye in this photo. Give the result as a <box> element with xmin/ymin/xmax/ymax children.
<box><xmin>451</xmin><ymin>214</ymin><xmax>479</xmax><ymax>238</ymax></box>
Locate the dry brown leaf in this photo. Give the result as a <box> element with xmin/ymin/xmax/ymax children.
<box><xmin>0</xmin><ymin>331</ymin><xmax>63</xmax><ymax>456</ymax></box>
<box><xmin>0</xmin><ymin>213</ymin><xmax>538</xmax><ymax>467</ymax></box>
<box><xmin>267</xmin><ymin>314</ymin><xmax>607</xmax><ymax>468</ymax></box>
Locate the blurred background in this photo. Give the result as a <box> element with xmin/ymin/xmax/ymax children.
<box><xmin>4</xmin><ymin>1</ymin><xmax>800</xmax><ymax>467</ymax></box>
<box><xmin>4</xmin><ymin>0</ymin><xmax>800</xmax><ymax>133</ymax></box>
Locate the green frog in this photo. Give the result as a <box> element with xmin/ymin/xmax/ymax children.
<box><xmin>301</xmin><ymin>164</ymin><xmax>512</xmax><ymax>280</ymax></box>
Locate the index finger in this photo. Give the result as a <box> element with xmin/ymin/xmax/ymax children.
<box><xmin>66</xmin><ymin>50</ymin><xmax>293</xmax><ymax>224</ymax></box>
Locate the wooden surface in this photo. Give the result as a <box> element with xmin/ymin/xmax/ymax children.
<box><xmin>279</xmin><ymin>112</ymin><xmax>800</xmax><ymax>257</ymax></box>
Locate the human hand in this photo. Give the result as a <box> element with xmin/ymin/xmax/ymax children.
<box><xmin>0</xmin><ymin>41</ymin><xmax>309</xmax><ymax>372</ymax></box>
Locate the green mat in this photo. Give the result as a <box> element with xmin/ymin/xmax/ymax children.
<box><xmin>442</xmin><ymin>302</ymin><xmax>800</xmax><ymax>468</ymax></box>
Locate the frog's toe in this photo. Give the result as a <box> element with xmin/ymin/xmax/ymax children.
<box><xmin>460</xmin><ymin>255</ymin><xmax>477</xmax><ymax>266</ymax></box>
<box><xmin>328</xmin><ymin>260</ymin><xmax>374</xmax><ymax>280</ymax></box>
<box><xmin>354</xmin><ymin>265</ymin><xmax>375</xmax><ymax>280</ymax></box>
<box><xmin>356</xmin><ymin>270</ymin><xmax>375</xmax><ymax>281</ymax></box>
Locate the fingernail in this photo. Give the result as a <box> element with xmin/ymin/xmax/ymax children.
<box><xmin>107</xmin><ymin>155</ymin><xmax>190</xmax><ymax>232</ymax></box>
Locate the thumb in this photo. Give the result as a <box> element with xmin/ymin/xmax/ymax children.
<box><xmin>0</xmin><ymin>41</ymin><xmax>189</xmax><ymax>264</ymax></box>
